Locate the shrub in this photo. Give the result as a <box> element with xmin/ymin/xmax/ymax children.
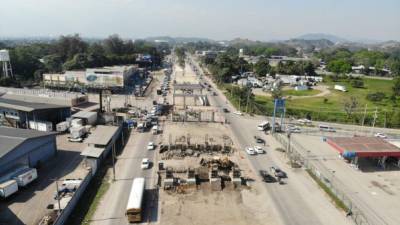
<box><xmin>366</xmin><ymin>92</ymin><xmax>386</xmax><ymax>102</ymax></box>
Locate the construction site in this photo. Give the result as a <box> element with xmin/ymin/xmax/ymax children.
<box><xmin>155</xmin><ymin>61</ymin><xmax>279</xmax><ymax>225</ymax></box>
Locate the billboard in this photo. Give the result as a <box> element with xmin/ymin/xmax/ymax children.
<box><xmin>85</xmin><ymin>73</ymin><xmax>124</xmax><ymax>87</ymax></box>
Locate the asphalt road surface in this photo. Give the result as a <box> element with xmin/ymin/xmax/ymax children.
<box><xmin>190</xmin><ymin>55</ymin><xmax>352</xmax><ymax>225</ymax></box>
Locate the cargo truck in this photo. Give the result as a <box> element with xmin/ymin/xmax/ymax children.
<box><xmin>56</xmin><ymin>121</ymin><xmax>70</xmax><ymax>132</ymax></box>
<box><xmin>13</xmin><ymin>168</ymin><xmax>38</xmax><ymax>187</ymax></box>
<box><xmin>0</xmin><ymin>180</ymin><xmax>19</xmax><ymax>198</ymax></box>
<box><xmin>29</xmin><ymin>121</ymin><xmax>53</xmax><ymax>132</ymax></box>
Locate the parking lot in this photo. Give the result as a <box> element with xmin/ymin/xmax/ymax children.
<box><xmin>0</xmin><ymin>134</ymin><xmax>88</xmax><ymax>225</ymax></box>
<box><xmin>291</xmin><ymin>134</ymin><xmax>400</xmax><ymax>225</ymax></box>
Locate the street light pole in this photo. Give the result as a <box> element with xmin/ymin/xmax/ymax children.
<box><xmin>112</xmin><ymin>143</ymin><xmax>116</xmax><ymax>181</ymax></box>
<box><xmin>55</xmin><ymin>179</ymin><xmax>61</xmax><ymax>215</ymax></box>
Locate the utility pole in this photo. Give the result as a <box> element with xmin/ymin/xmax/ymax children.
<box><xmin>371</xmin><ymin>107</ymin><xmax>378</xmax><ymax>135</ymax></box>
<box><xmin>361</xmin><ymin>104</ymin><xmax>367</xmax><ymax>127</ymax></box>
<box><xmin>55</xmin><ymin>179</ymin><xmax>62</xmax><ymax>215</ymax></box>
<box><xmin>112</xmin><ymin>143</ymin><xmax>116</xmax><ymax>181</ymax></box>
<box><xmin>245</xmin><ymin>87</ymin><xmax>251</xmax><ymax>113</ymax></box>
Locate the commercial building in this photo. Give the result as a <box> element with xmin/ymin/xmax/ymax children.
<box><xmin>43</xmin><ymin>65</ymin><xmax>138</xmax><ymax>90</ymax></box>
<box><xmin>327</xmin><ymin>136</ymin><xmax>400</xmax><ymax>168</ymax></box>
<box><xmin>0</xmin><ymin>98</ymin><xmax>71</xmax><ymax>130</ymax></box>
<box><xmin>0</xmin><ymin>127</ymin><xmax>56</xmax><ymax>174</ymax></box>
<box><xmin>0</xmin><ymin>87</ymin><xmax>88</xmax><ymax>107</ymax></box>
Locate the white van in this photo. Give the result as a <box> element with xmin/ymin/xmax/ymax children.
<box><xmin>319</xmin><ymin>124</ymin><xmax>336</xmax><ymax>132</ymax></box>
<box><xmin>257</xmin><ymin>121</ymin><xmax>270</xmax><ymax>131</ymax></box>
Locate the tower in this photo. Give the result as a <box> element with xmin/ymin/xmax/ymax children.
<box><xmin>0</xmin><ymin>49</ymin><xmax>13</xmax><ymax>78</ymax></box>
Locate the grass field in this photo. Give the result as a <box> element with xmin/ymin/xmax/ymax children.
<box><xmin>282</xmin><ymin>88</ymin><xmax>322</xmax><ymax>96</ymax></box>
<box><xmin>252</xmin><ymin>77</ymin><xmax>400</xmax><ymax>127</ymax></box>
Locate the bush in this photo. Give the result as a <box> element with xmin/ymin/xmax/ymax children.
<box><xmin>350</xmin><ymin>79</ymin><xmax>364</xmax><ymax>88</ymax></box>
<box><xmin>366</xmin><ymin>92</ymin><xmax>386</xmax><ymax>102</ymax></box>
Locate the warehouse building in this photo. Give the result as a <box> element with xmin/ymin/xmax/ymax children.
<box><xmin>0</xmin><ymin>87</ymin><xmax>88</xmax><ymax>107</ymax></box>
<box><xmin>0</xmin><ymin>127</ymin><xmax>57</xmax><ymax>173</ymax></box>
<box><xmin>43</xmin><ymin>65</ymin><xmax>139</xmax><ymax>91</ymax></box>
<box><xmin>0</xmin><ymin>98</ymin><xmax>71</xmax><ymax>130</ymax></box>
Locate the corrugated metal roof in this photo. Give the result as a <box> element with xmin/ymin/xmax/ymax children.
<box><xmin>80</xmin><ymin>146</ymin><xmax>105</xmax><ymax>158</ymax></box>
<box><xmin>84</xmin><ymin>125</ymin><xmax>119</xmax><ymax>146</ymax></box>
<box><xmin>0</xmin><ymin>98</ymin><xmax>69</xmax><ymax>112</ymax></box>
<box><xmin>0</xmin><ymin>126</ymin><xmax>54</xmax><ymax>158</ymax></box>
<box><xmin>72</xmin><ymin>111</ymin><xmax>97</xmax><ymax>119</ymax></box>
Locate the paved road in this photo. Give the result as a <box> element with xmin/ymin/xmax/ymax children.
<box><xmin>90</xmin><ymin>71</ymin><xmax>167</xmax><ymax>225</ymax></box>
<box><xmin>190</xmin><ymin>55</ymin><xmax>353</xmax><ymax>225</ymax></box>
<box><xmin>90</xmin><ymin>131</ymin><xmax>159</xmax><ymax>225</ymax></box>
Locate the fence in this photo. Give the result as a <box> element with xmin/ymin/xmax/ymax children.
<box><xmin>272</xmin><ymin>132</ymin><xmax>384</xmax><ymax>225</ymax></box>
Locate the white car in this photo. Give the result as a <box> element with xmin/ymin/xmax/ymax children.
<box><xmin>233</xmin><ymin>111</ymin><xmax>243</xmax><ymax>116</ymax></box>
<box><xmin>141</xmin><ymin>158</ymin><xmax>150</xmax><ymax>169</ymax></box>
<box><xmin>147</xmin><ymin>142</ymin><xmax>155</xmax><ymax>150</ymax></box>
<box><xmin>374</xmin><ymin>133</ymin><xmax>387</xmax><ymax>139</ymax></box>
<box><xmin>287</xmin><ymin>126</ymin><xmax>301</xmax><ymax>133</ymax></box>
<box><xmin>245</xmin><ymin>147</ymin><xmax>256</xmax><ymax>155</ymax></box>
<box><xmin>297</xmin><ymin>119</ymin><xmax>312</xmax><ymax>125</ymax></box>
<box><xmin>254</xmin><ymin>146</ymin><xmax>265</xmax><ymax>154</ymax></box>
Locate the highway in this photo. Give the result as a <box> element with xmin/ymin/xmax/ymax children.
<box><xmin>190</xmin><ymin>55</ymin><xmax>353</xmax><ymax>225</ymax></box>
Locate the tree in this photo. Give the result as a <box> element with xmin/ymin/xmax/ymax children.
<box><xmin>9</xmin><ymin>46</ymin><xmax>42</xmax><ymax>80</ymax></box>
<box><xmin>254</xmin><ymin>57</ymin><xmax>271</xmax><ymax>77</ymax></box>
<box><xmin>54</xmin><ymin>34</ymin><xmax>88</xmax><ymax>61</ymax></box>
<box><xmin>42</xmin><ymin>54</ymin><xmax>63</xmax><ymax>72</ymax></box>
<box><xmin>271</xmin><ymin>83</ymin><xmax>283</xmax><ymax>99</ymax></box>
<box><xmin>343</xmin><ymin>96</ymin><xmax>359</xmax><ymax>118</ymax></box>
<box><xmin>303</xmin><ymin>61</ymin><xmax>316</xmax><ymax>76</ymax></box>
<box><xmin>327</xmin><ymin>59</ymin><xmax>352</xmax><ymax>74</ymax></box>
<box><xmin>103</xmin><ymin>34</ymin><xmax>125</xmax><ymax>55</ymax></box>
<box><xmin>63</xmin><ymin>53</ymin><xmax>90</xmax><ymax>70</ymax></box>
<box><xmin>393</xmin><ymin>77</ymin><xmax>400</xmax><ymax>96</ymax></box>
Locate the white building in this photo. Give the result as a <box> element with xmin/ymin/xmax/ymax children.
<box><xmin>43</xmin><ymin>65</ymin><xmax>138</xmax><ymax>88</ymax></box>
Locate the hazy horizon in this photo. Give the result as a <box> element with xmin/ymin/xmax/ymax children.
<box><xmin>1</xmin><ymin>0</ymin><xmax>399</xmax><ymax>42</ymax></box>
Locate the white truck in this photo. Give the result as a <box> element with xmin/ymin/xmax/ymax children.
<box><xmin>71</xmin><ymin>118</ymin><xmax>83</xmax><ymax>127</ymax></box>
<box><xmin>334</xmin><ymin>84</ymin><xmax>347</xmax><ymax>92</ymax></box>
<box><xmin>29</xmin><ymin>121</ymin><xmax>53</xmax><ymax>132</ymax></box>
<box><xmin>13</xmin><ymin>168</ymin><xmax>38</xmax><ymax>187</ymax></box>
<box><xmin>0</xmin><ymin>180</ymin><xmax>19</xmax><ymax>198</ymax></box>
<box><xmin>56</xmin><ymin>121</ymin><xmax>70</xmax><ymax>132</ymax></box>
<box><xmin>69</xmin><ymin>126</ymin><xmax>86</xmax><ymax>141</ymax></box>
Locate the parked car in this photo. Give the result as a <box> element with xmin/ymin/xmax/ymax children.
<box><xmin>374</xmin><ymin>133</ymin><xmax>387</xmax><ymax>139</ymax></box>
<box><xmin>259</xmin><ymin>170</ymin><xmax>275</xmax><ymax>183</ymax></box>
<box><xmin>222</xmin><ymin>108</ymin><xmax>230</xmax><ymax>113</ymax></box>
<box><xmin>254</xmin><ymin>146</ymin><xmax>265</xmax><ymax>154</ymax></box>
<box><xmin>287</xmin><ymin>126</ymin><xmax>301</xmax><ymax>133</ymax></box>
<box><xmin>254</xmin><ymin>136</ymin><xmax>265</xmax><ymax>144</ymax></box>
<box><xmin>245</xmin><ymin>147</ymin><xmax>256</xmax><ymax>155</ymax></box>
<box><xmin>233</xmin><ymin>111</ymin><xmax>243</xmax><ymax>116</ymax></box>
<box><xmin>147</xmin><ymin>142</ymin><xmax>155</xmax><ymax>150</ymax></box>
<box><xmin>270</xmin><ymin>167</ymin><xmax>287</xmax><ymax>178</ymax></box>
<box><xmin>141</xmin><ymin>158</ymin><xmax>150</xmax><ymax>169</ymax></box>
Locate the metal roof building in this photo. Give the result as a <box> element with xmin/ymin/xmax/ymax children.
<box><xmin>0</xmin><ymin>98</ymin><xmax>71</xmax><ymax>130</ymax></box>
<box><xmin>81</xmin><ymin>125</ymin><xmax>122</xmax><ymax>175</ymax></box>
<box><xmin>0</xmin><ymin>126</ymin><xmax>56</xmax><ymax>175</ymax></box>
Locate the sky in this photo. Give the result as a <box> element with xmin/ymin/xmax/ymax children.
<box><xmin>0</xmin><ymin>0</ymin><xmax>399</xmax><ymax>41</ymax></box>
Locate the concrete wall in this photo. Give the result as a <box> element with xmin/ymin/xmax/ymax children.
<box><xmin>53</xmin><ymin>172</ymin><xmax>92</xmax><ymax>225</ymax></box>
<box><xmin>0</xmin><ymin>135</ymin><xmax>56</xmax><ymax>172</ymax></box>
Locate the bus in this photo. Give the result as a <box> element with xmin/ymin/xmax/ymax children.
<box><xmin>318</xmin><ymin>124</ymin><xmax>336</xmax><ymax>132</ymax></box>
<box><xmin>257</xmin><ymin>121</ymin><xmax>270</xmax><ymax>131</ymax></box>
<box><xmin>126</xmin><ymin>177</ymin><xmax>145</xmax><ymax>223</ymax></box>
